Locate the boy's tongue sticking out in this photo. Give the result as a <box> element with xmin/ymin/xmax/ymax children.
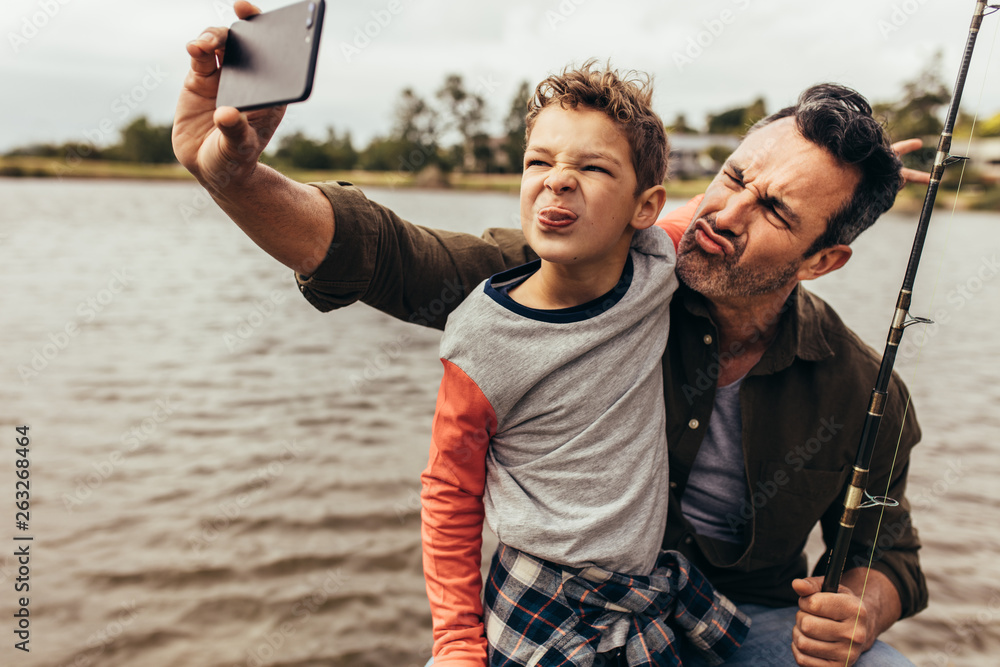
<box><xmin>538</xmin><ymin>206</ymin><xmax>578</xmax><ymax>227</ymax></box>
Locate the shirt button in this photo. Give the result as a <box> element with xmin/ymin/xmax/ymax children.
<box><xmin>688</xmin><ymin>418</ymin><xmax>700</xmax><ymax>430</ymax></box>
<box><xmin>684</xmin><ymin>536</ymin><xmax>694</xmax><ymax>545</ymax></box>
<box><xmin>703</xmin><ymin>334</ymin><xmax>713</xmax><ymax>345</ymax></box>
<box><xmin>669</xmin><ymin>481</ymin><xmax>678</xmax><ymax>489</ymax></box>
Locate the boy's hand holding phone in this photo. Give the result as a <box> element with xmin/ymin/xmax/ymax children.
<box><xmin>172</xmin><ymin>1</ymin><xmax>284</xmax><ymax>194</ymax></box>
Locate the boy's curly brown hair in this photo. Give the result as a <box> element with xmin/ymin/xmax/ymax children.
<box><xmin>525</xmin><ymin>59</ymin><xmax>668</xmax><ymax>195</ymax></box>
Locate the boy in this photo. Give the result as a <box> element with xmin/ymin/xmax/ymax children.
<box><xmin>421</xmin><ymin>63</ymin><xmax>749</xmax><ymax>667</ymax></box>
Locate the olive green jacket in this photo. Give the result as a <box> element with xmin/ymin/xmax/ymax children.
<box><xmin>295</xmin><ymin>181</ymin><xmax>927</xmax><ymax>618</ymax></box>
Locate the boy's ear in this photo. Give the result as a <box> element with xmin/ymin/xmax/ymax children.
<box><xmin>630</xmin><ymin>184</ymin><xmax>668</xmax><ymax>231</ymax></box>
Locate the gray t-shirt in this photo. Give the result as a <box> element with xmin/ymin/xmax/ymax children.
<box><xmin>680</xmin><ymin>378</ymin><xmax>749</xmax><ymax>544</ymax></box>
<box><xmin>439</xmin><ymin>226</ymin><xmax>678</xmax><ymax>576</ymax></box>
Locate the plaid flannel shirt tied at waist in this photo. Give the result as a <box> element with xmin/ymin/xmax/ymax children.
<box><xmin>484</xmin><ymin>543</ymin><xmax>750</xmax><ymax>666</ymax></box>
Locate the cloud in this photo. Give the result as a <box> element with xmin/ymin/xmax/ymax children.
<box><xmin>2</xmin><ymin>0</ymin><xmax>996</xmax><ymax>152</ymax></box>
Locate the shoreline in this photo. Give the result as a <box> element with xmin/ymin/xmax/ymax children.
<box><xmin>1</xmin><ymin>156</ymin><xmax>995</xmax><ymax>211</ymax></box>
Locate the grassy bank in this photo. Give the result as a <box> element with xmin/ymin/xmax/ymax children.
<box><xmin>1</xmin><ymin>156</ymin><xmax>995</xmax><ymax>211</ymax></box>
<box><xmin>0</xmin><ymin>156</ymin><xmax>712</xmax><ymax>198</ymax></box>
<box><xmin>893</xmin><ymin>181</ymin><xmax>1000</xmax><ymax>213</ymax></box>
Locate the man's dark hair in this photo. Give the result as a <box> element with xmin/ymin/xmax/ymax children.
<box><xmin>748</xmin><ymin>83</ymin><xmax>904</xmax><ymax>256</ymax></box>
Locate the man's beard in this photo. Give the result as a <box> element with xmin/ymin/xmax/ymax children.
<box><xmin>675</xmin><ymin>214</ymin><xmax>800</xmax><ymax>298</ymax></box>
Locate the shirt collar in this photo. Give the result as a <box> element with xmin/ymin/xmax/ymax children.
<box><xmin>679</xmin><ymin>282</ymin><xmax>836</xmax><ymax>374</ymax></box>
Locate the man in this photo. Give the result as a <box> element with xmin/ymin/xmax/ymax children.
<box><xmin>173</xmin><ymin>4</ymin><xmax>928</xmax><ymax>664</ymax></box>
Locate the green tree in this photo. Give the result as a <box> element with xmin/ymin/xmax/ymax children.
<box><xmin>437</xmin><ymin>74</ymin><xmax>487</xmax><ymax>171</ymax></box>
<box><xmin>274</xmin><ymin>131</ymin><xmax>332</xmax><ymax>170</ymax></box>
<box><xmin>394</xmin><ymin>88</ymin><xmax>439</xmax><ymax>148</ymax></box>
<box><xmin>874</xmin><ymin>52</ymin><xmax>951</xmax><ymax>172</ymax></box>
<box><xmin>667</xmin><ymin>113</ymin><xmax>699</xmax><ymax>135</ymax></box>
<box><xmin>706</xmin><ymin>97</ymin><xmax>766</xmax><ymax>135</ymax></box>
<box><xmin>744</xmin><ymin>97</ymin><xmax>767</xmax><ymax>128</ymax></box>
<box><xmin>355</xmin><ymin>88</ymin><xmax>444</xmax><ymax>172</ymax></box>
<box><xmin>977</xmin><ymin>111</ymin><xmax>1000</xmax><ymax>137</ymax></box>
<box><xmin>501</xmin><ymin>81</ymin><xmax>531</xmax><ymax>173</ymax></box>
<box><xmin>114</xmin><ymin>117</ymin><xmax>175</xmax><ymax>163</ymax></box>
<box><xmin>875</xmin><ymin>51</ymin><xmax>950</xmax><ymax>138</ymax></box>
<box><xmin>471</xmin><ymin>132</ymin><xmax>500</xmax><ymax>174</ymax></box>
<box><xmin>4</xmin><ymin>143</ymin><xmax>63</xmax><ymax>158</ymax></box>
<box><xmin>322</xmin><ymin>127</ymin><xmax>358</xmax><ymax>170</ymax></box>
<box><xmin>391</xmin><ymin>88</ymin><xmax>442</xmax><ymax>172</ymax></box>
<box><xmin>706</xmin><ymin>145</ymin><xmax>733</xmax><ymax>166</ymax></box>
<box><xmin>358</xmin><ymin>136</ymin><xmax>412</xmax><ymax>171</ymax></box>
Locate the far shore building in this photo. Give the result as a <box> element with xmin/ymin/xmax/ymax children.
<box><xmin>483</xmin><ymin>132</ymin><xmax>743</xmax><ymax>180</ymax></box>
<box><xmin>968</xmin><ymin>137</ymin><xmax>1000</xmax><ymax>182</ymax></box>
<box><xmin>666</xmin><ymin>134</ymin><xmax>740</xmax><ymax>180</ymax></box>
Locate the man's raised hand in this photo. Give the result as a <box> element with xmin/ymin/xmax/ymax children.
<box><xmin>892</xmin><ymin>139</ymin><xmax>932</xmax><ymax>186</ymax></box>
<box><xmin>172</xmin><ymin>1</ymin><xmax>285</xmax><ymax>192</ymax></box>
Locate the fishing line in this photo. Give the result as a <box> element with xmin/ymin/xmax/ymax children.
<box><xmin>844</xmin><ymin>5</ymin><xmax>1000</xmax><ymax>665</ymax></box>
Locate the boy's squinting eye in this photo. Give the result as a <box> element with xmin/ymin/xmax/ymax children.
<box><xmin>583</xmin><ymin>165</ymin><xmax>611</xmax><ymax>174</ymax></box>
<box><xmin>525</xmin><ymin>159</ymin><xmax>549</xmax><ymax>168</ymax></box>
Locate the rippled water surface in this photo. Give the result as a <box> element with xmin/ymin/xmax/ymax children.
<box><xmin>1</xmin><ymin>179</ymin><xmax>998</xmax><ymax>666</ymax></box>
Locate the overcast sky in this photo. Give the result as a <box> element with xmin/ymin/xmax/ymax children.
<box><xmin>2</xmin><ymin>0</ymin><xmax>998</xmax><ymax>154</ymax></box>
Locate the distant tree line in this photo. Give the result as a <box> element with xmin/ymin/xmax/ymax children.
<box><xmin>4</xmin><ymin>73</ymin><xmax>534</xmax><ymax>176</ymax></box>
<box><xmin>6</xmin><ymin>59</ymin><xmax>999</xmax><ymax>180</ymax></box>
<box><xmin>6</xmin><ymin>116</ymin><xmax>176</xmax><ymax>165</ymax></box>
<box><xmin>262</xmin><ymin>75</ymin><xmax>534</xmax><ymax>174</ymax></box>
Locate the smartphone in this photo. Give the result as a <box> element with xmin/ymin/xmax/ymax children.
<box><xmin>216</xmin><ymin>0</ymin><xmax>326</xmax><ymax>111</ymax></box>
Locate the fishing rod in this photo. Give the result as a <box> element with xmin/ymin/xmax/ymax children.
<box><xmin>822</xmin><ymin>0</ymin><xmax>998</xmax><ymax>594</ymax></box>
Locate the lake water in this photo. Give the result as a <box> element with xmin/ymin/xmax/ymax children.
<box><xmin>1</xmin><ymin>178</ymin><xmax>998</xmax><ymax>666</ymax></box>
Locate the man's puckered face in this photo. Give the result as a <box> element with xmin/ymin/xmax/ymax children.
<box><xmin>676</xmin><ymin>118</ymin><xmax>860</xmax><ymax>299</ymax></box>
